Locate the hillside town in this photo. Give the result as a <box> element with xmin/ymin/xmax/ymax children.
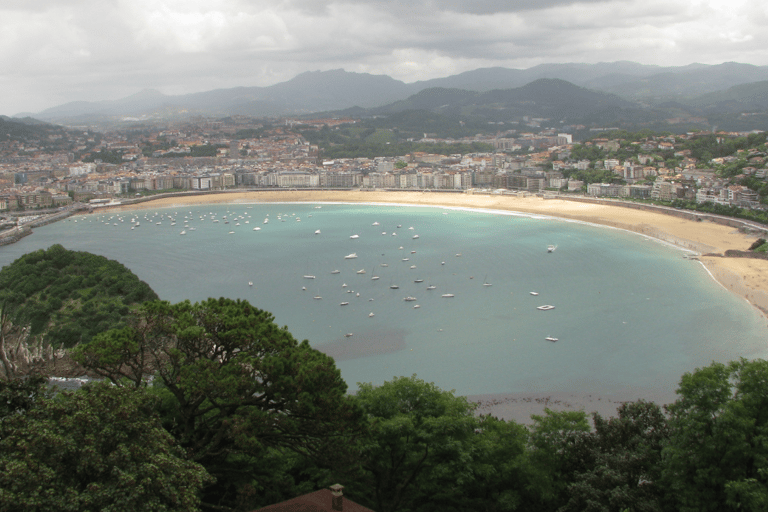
<box><xmin>1</xmin><ymin>116</ymin><xmax>766</xmax><ymax>214</ymax></box>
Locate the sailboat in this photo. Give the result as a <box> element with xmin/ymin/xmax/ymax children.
<box><xmin>371</xmin><ymin>267</ymin><xmax>380</xmax><ymax>280</ymax></box>
<box><xmin>483</xmin><ymin>275</ymin><xmax>492</xmax><ymax>287</ymax></box>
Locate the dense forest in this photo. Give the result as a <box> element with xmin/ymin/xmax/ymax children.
<box><xmin>0</xmin><ymin>244</ymin><xmax>157</xmax><ymax>350</ymax></box>
<box><xmin>0</xmin><ymin>248</ymin><xmax>766</xmax><ymax>512</ymax></box>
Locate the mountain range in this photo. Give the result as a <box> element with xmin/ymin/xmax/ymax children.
<box><xmin>16</xmin><ymin>62</ymin><xmax>768</xmax><ymax>130</ymax></box>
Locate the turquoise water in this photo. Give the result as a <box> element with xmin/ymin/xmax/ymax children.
<box><xmin>1</xmin><ymin>202</ymin><xmax>765</xmax><ymax>399</ymax></box>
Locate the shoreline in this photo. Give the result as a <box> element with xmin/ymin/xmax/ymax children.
<box><xmin>93</xmin><ymin>190</ymin><xmax>768</xmax><ymax>421</ymax></box>
<box><xmin>107</xmin><ymin>189</ymin><xmax>768</xmax><ymax>321</ymax></box>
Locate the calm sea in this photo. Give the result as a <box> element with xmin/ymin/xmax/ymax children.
<box><xmin>2</xmin><ymin>202</ymin><xmax>765</xmax><ymax>398</ymax></box>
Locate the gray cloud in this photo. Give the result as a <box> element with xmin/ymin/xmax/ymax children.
<box><xmin>1</xmin><ymin>0</ymin><xmax>767</xmax><ymax>115</ymax></box>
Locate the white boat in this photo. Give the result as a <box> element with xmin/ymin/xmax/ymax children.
<box><xmin>483</xmin><ymin>275</ymin><xmax>492</xmax><ymax>287</ymax></box>
<box><xmin>248</xmin><ymin>281</ymin><xmax>253</xmax><ymax>287</ymax></box>
<box><xmin>342</xmin><ymin>283</ymin><xmax>348</xmax><ymax>288</ymax></box>
<box><xmin>263</xmin><ymin>219</ymin><xmax>269</xmax><ymax>224</ymax></box>
<box><xmin>315</xmin><ymin>230</ymin><xmax>321</xmax><ymax>234</ymax></box>
<box><xmin>441</xmin><ymin>294</ymin><xmax>455</xmax><ymax>298</ymax></box>
<box><xmin>340</xmin><ymin>302</ymin><xmax>349</xmax><ymax>306</ymax></box>
<box><xmin>382</xmin><ymin>231</ymin><xmax>387</xmax><ymax>235</ymax></box>
<box><xmin>180</xmin><ymin>230</ymin><xmax>186</xmax><ymax>235</ymax></box>
<box><xmin>547</xmin><ymin>245</ymin><xmax>557</xmax><ymax>253</ymax></box>
<box><xmin>369</xmin><ymin>312</ymin><xmax>375</xmax><ymax>317</ymax></box>
<box><xmin>253</xmin><ymin>227</ymin><xmax>261</xmax><ymax>231</ymax></box>
<box><xmin>344</xmin><ymin>253</ymin><xmax>358</xmax><ymax>259</ymax></box>
<box><xmin>408</xmin><ymin>226</ymin><xmax>414</xmax><ymax>230</ymax></box>
<box><xmin>410</xmin><ymin>265</ymin><xmax>416</xmax><ymax>269</ymax></box>
<box><xmin>413</xmin><ymin>305</ymin><xmax>420</xmax><ymax>309</ymax></box>
<box><xmin>313</xmin><ymin>296</ymin><xmax>322</xmax><ymax>300</ymax></box>
<box><xmin>402</xmin><ymin>258</ymin><xmax>409</xmax><ymax>261</ymax></box>
<box><xmin>372</xmin><ymin>222</ymin><xmax>380</xmax><ymax>226</ymax></box>
<box><xmin>390</xmin><ymin>284</ymin><xmax>399</xmax><ymax>289</ymax></box>
<box><xmin>344</xmin><ymin>333</ymin><xmax>353</xmax><ymax>337</ymax></box>
<box><xmin>530</xmin><ymin>291</ymin><xmax>539</xmax><ymax>296</ymax></box>
<box><xmin>380</xmin><ymin>263</ymin><xmax>388</xmax><ymax>267</ymax></box>
<box><xmin>537</xmin><ymin>305</ymin><xmax>555</xmax><ymax>311</ymax></box>
<box><xmin>404</xmin><ymin>297</ymin><xmax>417</xmax><ymax>302</ymax></box>
<box><xmin>350</xmin><ymin>234</ymin><xmax>359</xmax><ymax>239</ymax></box>
<box><xmin>427</xmin><ymin>285</ymin><xmax>436</xmax><ymax>290</ymax></box>
<box><xmin>412</xmin><ymin>235</ymin><xmax>419</xmax><ymax>239</ymax></box>
<box><xmin>545</xmin><ymin>336</ymin><xmax>558</xmax><ymax>342</ymax></box>
<box><xmin>303</xmin><ymin>275</ymin><xmax>316</xmax><ymax>279</ymax></box>
<box><xmin>356</xmin><ymin>269</ymin><xmax>366</xmax><ymax>274</ymax></box>
<box><xmin>331</xmin><ymin>269</ymin><xmax>341</xmax><ymax>274</ymax></box>
<box><xmin>414</xmin><ymin>279</ymin><xmax>424</xmax><ymax>283</ymax></box>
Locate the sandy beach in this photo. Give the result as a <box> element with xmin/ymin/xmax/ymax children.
<box><xmin>113</xmin><ymin>190</ymin><xmax>768</xmax><ymax>422</ymax></box>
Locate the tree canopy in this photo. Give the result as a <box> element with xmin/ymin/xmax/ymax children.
<box><xmin>0</xmin><ymin>244</ymin><xmax>158</xmax><ymax>350</ymax></box>
<box><xmin>73</xmin><ymin>297</ymin><xmax>362</xmax><ymax>511</ymax></box>
<box><xmin>0</xmin><ymin>381</ymin><xmax>210</xmax><ymax>512</ymax></box>
<box><xmin>662</xmin><ymin>359</ymin><xmax>768</xmax><ymax>512</ymax></box>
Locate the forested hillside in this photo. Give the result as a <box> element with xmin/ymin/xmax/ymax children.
<box><xmin>0</xmin><ymin>244</ymin><xmax>157</xmax><ymax>350</ymax></box>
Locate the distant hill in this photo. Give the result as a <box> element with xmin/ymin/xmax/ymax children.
<box><xmin>587</xmin><ymin>62</ymin><xmax>768</xmax><ymax>102</ymax></box>
<box><xmin>0</xmin><ymin>116</ymin><xmax>66</xmax><ymax>142</ymax></box>
<box><xmin>20</xmin><ymin>62</ymin><xmax>768</xmax><ymax>127</ymax></box>
<box><xmin>371</xmin><ymin>79</ymin><xmax>639</xmax><ymax>124</ymax></box>
<box><xmin>689</xmin><ymin>81</ymin><xmax>768</xmax><ymax>112</ymax></box>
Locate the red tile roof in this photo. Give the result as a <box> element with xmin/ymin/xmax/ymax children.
<box><xmin>253</xmin><ymin>488</ymin><xmax>375</xmax><ymax>512</ymax></box>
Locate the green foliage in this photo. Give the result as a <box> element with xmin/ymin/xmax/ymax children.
<box><xmin>297</xmin><ymin>112</ymin><xmax>494</xmax><ymax>159</ymax></box>
<box><xmin>81</xmin><ymin>149</ymin><xmax>124</xmax><ymax>164</ymax></box>
<box><xmin>0</xmin><ymin>375</ymin><xmax>51</xmax><ymax>418</ymax></box>
<box><xmin>73</xmin><ymin>297</ymin><xmax>361</xmax><ymax>511</ymax></box>
<box><xmin>352</xmin><ymin>375</ymin><xmax>480</xmax><ymax>512</ymax></box>
<box><xmin>525</xmin><ymin>408</ymin><xmax>591</xmax><ymax>510</ymax></box>
<box><xmin>680</xmin><ymin>133</ymin><xmax>766</xmax><ymax>162</ymax></box>
<box><xmin>0</xmin><ymin>244</ymin><xmax>158</xmax><ymax>348</ymax></box>
<box><xmin>465</xmin><ymin>415</ymin><xmax>531</xmax><ymax>512</ymax></box>
<box><xmin>748</xmin><ymin>238</ymin><xmax>767</xmax><ymax>251</ymax></box>
<box><xmin>662</xmin><ymin>359</ymin><xmax>768</xmax><ymax>512</ymax></box>
<box><xmin>0</xmin><ymin>381</ymin><xmax>211</xmax><ymax>512</ymax></box>
<box><xmin>670</xmin><ymin>199</ymin><xmax>768</xmax><ymax>225</ymax></box>
<box><xmin>562</xmin><ymin>401</ymin><xmax>670</xmax><ymax>512</ymax></box>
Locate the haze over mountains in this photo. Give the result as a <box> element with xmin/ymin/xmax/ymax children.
<box><xmin>17</xmin><ymin>61</ymin><xmax>768</xmax><ymax>130</ymax></box>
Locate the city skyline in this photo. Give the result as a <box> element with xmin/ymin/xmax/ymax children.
<box><xmin>2</xmin><ymin>0</ymin><xmax>767</xmax><ymax>116</ymax></box>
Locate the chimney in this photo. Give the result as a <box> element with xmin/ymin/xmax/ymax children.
<box><xmin>330</xmin><ymin>484</ymin><xmax>344</xmax><ymax>511</ymax></box>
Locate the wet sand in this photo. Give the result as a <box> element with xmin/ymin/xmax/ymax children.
<box><xmin>113</xmin><ymin>190</ymin><xmax>768</xmax><ymax>421</ymax></box>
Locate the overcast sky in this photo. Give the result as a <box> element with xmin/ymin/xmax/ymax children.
<box><xmin>2</xmin><ymin>0</ymin><xmax>767</xmax><ymax>116</ymax></box>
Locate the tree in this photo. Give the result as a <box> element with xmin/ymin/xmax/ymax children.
<box><xmin>72</xmin><ymin>298</ymin><xmax>361</xmax><ymax>511</ymax></box>
<box><xmin>351</xmin><ymin>375</ymin><xmax>480</xmax><ymax>512</ymax></box>
<box><xmin>662</xmin><ymin>359</ymin><xmax>768</xmax><ymax>512</ymax></box>
<box><xmin>0</xmin><ymin>382</ymin><xmax>210</xmax><ymax>512</ymax></box>
<box><xmin>464</xmin><ymin>414</ymin><xmax>531</xmax><ymax>512</ymax></box>
<box><xmin>524</xmin><ymin>408</ymin><xmax>591</xmax><ymax>511</ymax></box>
<box><xmin>562</xmin><ymin>400</ymin><xmax>671</xmax><ymax>512</ymax></box>
<box><xmin>0</xmin><ymin>374</ymin><xmax>51</xmax><ymax>418</ymax></box>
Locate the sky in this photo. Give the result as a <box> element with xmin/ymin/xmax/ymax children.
<box><xmin>2</xmin><ymin>0</ymin><xmax>768</xmax><ymax>116</ymax></box>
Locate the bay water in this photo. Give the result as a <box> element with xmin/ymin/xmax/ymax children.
<box><xmin>2</xmin><ymin>202</ymin><xmax>765</xmax><ymax>398</ymax></box>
